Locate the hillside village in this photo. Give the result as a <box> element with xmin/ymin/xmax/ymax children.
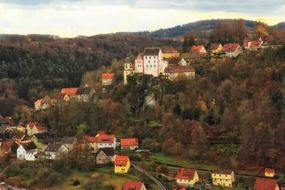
<box><xmin>1</xmin><ymin>26</ymin><xmax>285</xmax><ymax>190</ymax></box>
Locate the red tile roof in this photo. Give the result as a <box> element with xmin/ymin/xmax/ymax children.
<box><xmin>27</xmin><ymin>122</ymin><xmax>47</xmax><ymax>132</ymax></box>
<box><xmin>102</xmin><ymin>73</ymin><xmax>114</xmax><ymax>80</ymax></box>
<box><xmin>222</xmin><ymin>43</ymin><xmax>241</xmax><ymax>52</ymax></box>
<box><xmin>254</xmin><ymin>178</ymin><xmax>279</xmax><ymax>190</ymax></box>
<box><xmin>176</xmin><ymin>168</ymin><xmax>196</xmax><ymax>180</ymax></box>
<box><xmin>114</xmin><ymin>155</ymin><xmax>129</xmax><ymax>166</ymax></box>
<box><xmin>61</xmin><ymin>88</ymin><xmax>78</xmax><ymax>96</ymax></box>
<box><xmin>164</xmin><ymin>65</ymin><xmax>194</xmax><ymax>73</ymax></box>
<box><xmin>85</xmin><ymin>132</ymin><xmax>115</xmax><ymax>143</ymax></box>
<box><xmin>190</xmin><ymin>45</ymin><xmax>205</xmax><ymax>54</ymax></box>
<box><xmin>122</xmin><ymin>181</ymin><xmax>144</xmax><ymax>190</ymax></box>
<box><xmin>121</xmin><ymin>138</ymin><xmax>139</xmax><ymax>147</ymax></box>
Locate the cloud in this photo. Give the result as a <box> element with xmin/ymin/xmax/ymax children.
<box><xmin>0</xmin><ymin>0</ymin><xmax>284</xmax><ymax>37</ymax></box>
<box><xmin>1</xmin><ymin>0</ymin><xmax>284</xmax><ymax>14</ymax></box>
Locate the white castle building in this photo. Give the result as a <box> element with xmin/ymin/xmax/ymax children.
<box><xmin>134</xmin><ymin>47</ymin><xmax>168</xmax><ymax>77</ymax></box>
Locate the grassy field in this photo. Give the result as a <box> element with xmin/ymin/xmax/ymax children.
<box><xmin>54</xmin><ymin>165</ymin><xmax>161</xmax><ymax>190</ymax></box>
<box><xmin>150</xmin><ymin>152</ymin><xmax>220</xmax><ymax>170</ymax></box>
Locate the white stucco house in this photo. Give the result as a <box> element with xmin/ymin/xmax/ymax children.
<box><xmin>17</xmin><ymin>142</ymin><xmax>38</xmax><ymax>161</ymax></box>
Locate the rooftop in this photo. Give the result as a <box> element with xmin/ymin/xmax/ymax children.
<box><xmin>121</xmin><ymin>138</ymin><xmax>139</xmax><ymax>147</ymax></box>
<box><xmin>122</xmin><ymin>181</ymin><xmax>144</xmax><ymax>190</ymax></box>
<box><xmin>176</xmin><ymin>168</ymin><xmax>196</xmax><ymax>180</ymax></box>
<box><xmin>114</xmin><ymin>155</ymin><xmax>129</xmax><ymax>166</ymax></box>
<box><xmin>144</xmin><ymin>47</ymin><xmax>161</xmax><ymax>56</ymax></box>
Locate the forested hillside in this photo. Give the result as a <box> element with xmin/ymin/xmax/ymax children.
<box><xmin>0</xmin><ymin>34</ymin><xmax>180</xmax><ymax>105</ymax></box>
<box><xmin>30</xmin><ymin>47</ymin><xmax>285</xmax><ymax>170</ymax></box>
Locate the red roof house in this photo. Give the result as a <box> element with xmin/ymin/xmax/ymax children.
<box><xmin>176</xmin><ymin>168</ymin><xmax>199</xmax><ymax>186</ymax></box>
<box><xmin>61</xmin><ymin>88</ymin><xmax>78</xmax><ymax>96</ymax></box>
<box><xmin>121</xmin><ymin>138</ymin><xmax>139</xmax><ymax>150</ymax></box>
<box><xmin>122</xmin><ymin>181</ymin><xmax>146</xmax><ymax>190</ymax></box>
<box><xmin>26</xmin><ymin>122</ymin><xmax>47</xmax><ymax>136</ymax></box>
<box><xmin>102</xmin><ymin>73</ymin><xmax>114</xmax><ymax>86</ymax></box>
<box><xmin>244</xmin><ymin>37</ymin><xmax>263</xmax><ymax>50</ymax></box>
<box><xmin>85</xmin><ymin>131</ymin><xmax>116</xmax><ymax>149</ymax></box>
<box><xmin>222</xmin><ymin>43</ymin><xmax>243</xmax><ymax>58</ymax></box>
<box><xmin>190</xmin><ymin>45</ymin><xmax>207</xmax><ymax>57</ymax></box>
<box><xmin>114</xmin><ymin>155</ymin><xmax>131</xmax><ymax>173</ymax></box>
<box><xmin>254</xmin><ymin>178</ymin><xmax>279</xmax><ymax>190</ymax></box>
<box><xmin>114</xmin><ymin>155</ymin><xmax>129</xmax><ymax>166</ymax></box>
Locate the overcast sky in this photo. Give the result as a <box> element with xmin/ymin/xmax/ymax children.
<box><xmin>0</xmin><ymin>0</ymin><xmax>285</xmax><ymax>37</ymax></box>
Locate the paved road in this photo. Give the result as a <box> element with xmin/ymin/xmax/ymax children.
<box><xmin>132</xmin><ymin>163</ymin><xmax>168</xmax><ymax>190</ymax></box>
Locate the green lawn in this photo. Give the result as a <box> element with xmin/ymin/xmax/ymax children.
<box><xmin>57</xmin><ymin>166</ymin><xmax>141</xmax><ymax>190</ymax></box>
<box><xmin>150</xmin><ymin>152</ymin><xmax>220</xmax><ymax>170</ymax></box>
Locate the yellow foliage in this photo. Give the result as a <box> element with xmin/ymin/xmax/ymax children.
<box><xmin>197</xmin><ymin>100</ymin><xmax>208</xmax><ymax>112</ymax></box>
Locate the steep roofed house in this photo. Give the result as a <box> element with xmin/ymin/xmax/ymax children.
<box><xmin>44</xmin><ymin>142</ymin><xmax>69</xmax><ymax>160</ymax></box>
<box><xmin>254</xmin><ymin>178</ymin><xmax>280</xmax><ymax>190</ymax></box>
<box><xmin>210</xmin><ymin>43</ymin><xmax>223</xmax><ymax>55</ymax></box>
<box><xmin>102</xmin><ymin>73</ymin><xmax>114</xmax><ymax>86</ymax></box>
<box><xmin>76</xmin><ymin>85</ymin><xmax>96</xmax><ymax>102</ymax></box>
<box><xmin>85</xmin><ymin>131</ymin><xmax>116</xmax><ymax>150</ymax></box>
<box><xmin>114</xmin><ymin>155</ymin><xmax>131</xmax><ymax>173</ymax></box>
<box><xmin>95</xmin><ymin>148</ymin><xmax>115</xmax><ymax>164</ymax></box>
<box><xmin>122</xmin><ymin>181</ymin><xmax>147</xmax><ymax>190</ymax></box>
<box><xmin>264</xmin><ymin>168</ymin><xmax>275</xmax><ymax>178</ymax></box>
<box><xmin>164</xmin><ymin>65</ymin><xmax>195</xmax><ymax>80</ymax></box>
<box><xmin>178</xmin><ymin>58</ymin><xmax>191</xmax><ymax>66</ymax></box>
<box><xmin>34</xmin><ymin>96</ymin><xmax>55</xmax><ymax>111</ymax></box>
<box><xmin>212</xmin><ymin>170</ymin><xmax>235</xmax><ymax>188</ymax></box>
<box><xmin>61</xmin><ymin>88</ymin><xmax>78</xmax><ymax>101</ymax></box>
<box><xmin>161</xmin><ymin>46</ymin><xmax>180</xmax><ymax>59</ymax></box>
<box><xmin>17</xmin><ymin>141</ymin><xmax>38</xmax><ymax>161</ymax></box>
<box><xmin>222</xmin><ymin>43</ymin><xmax>243</xmax><ymax>58</ymax></box>
<box><xmin>26</xmin><ymin>122</ymin><xmax>47</xmax><ymax>136</ymax></box>
<box><xmin>189</xmin><ymin>45</ymin><xmax>207</xmax><ymax>58</ymax></box>
<box><xmin>244</xmin><ymin>37</ymin><xmax>263</xmax><ymax>51</ymax></box>
<box><xmin>120</xmin><ymin>138</ymin><xmax>139</xmax><ymax>150</ymax></box>
<box><xmin>176</xmin><ymin>168</ymin><xmax>199</xmax><ymax>187</ymax></box>
<box><xmin>61</xmin><ymin>136</ymin><xmax>77</xmax><ymax>151</ymax></box>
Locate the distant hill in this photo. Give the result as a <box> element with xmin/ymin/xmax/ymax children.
<box><xmin>276</xmin><ymin>22</ymin><xmax>285</xmax><ymax>29</ymax></box>
<box><xmin>134</xmin><ymin>19</ymin><xmax>258</xmax><ymax>38</ymax></box>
